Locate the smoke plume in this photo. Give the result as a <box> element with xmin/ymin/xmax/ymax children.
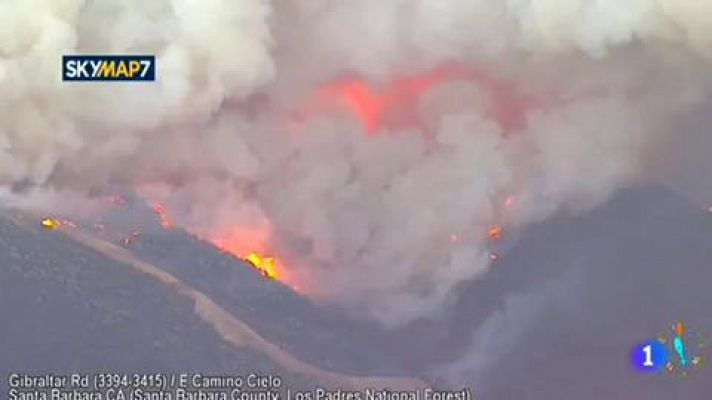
<box><xmin>1</xmin><ymin>0</ymin><xmax>711</xmax><ymax>328</ymax></box>
<box><xmin>434</xmin><ymin>270</ymin><xmax>581</xmax><ymax>387</ymax></box>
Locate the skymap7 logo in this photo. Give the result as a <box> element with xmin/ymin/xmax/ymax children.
<box><xmin>62</xmin><ymin>55</ymin><xmax>155</xmax><ymax>82</ymax></box>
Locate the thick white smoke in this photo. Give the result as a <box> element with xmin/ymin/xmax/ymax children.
<box><xmin>0</xmin><ymin>0</ymin><xmax>273</xmax><ymax>185</ymax></box>
<box><xmin>1</xmin><ymin>0</ymin><xmax>711</xmax><ymax>329</ymax></box>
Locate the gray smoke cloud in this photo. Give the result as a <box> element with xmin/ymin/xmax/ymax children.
<box><xmin>1</xmin><ymin>0</ymin><xmax>711</xmax><ymax>330</ymax></box>
<box><xmin>434</xmin><ymin>270</ymin><xmax>582</xmax><ymax>387</ymax></box>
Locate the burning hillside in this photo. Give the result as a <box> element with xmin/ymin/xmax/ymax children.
<box><xmin>132</xmin><ymin>65</ymin><xmax>527</xmax><ymax>294</ymax></box>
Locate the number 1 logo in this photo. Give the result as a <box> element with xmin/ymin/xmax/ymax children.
<box><xmin>632</xmin><ymin>340</ymin><xmax>669</xmax><ymax>373</ymax></box>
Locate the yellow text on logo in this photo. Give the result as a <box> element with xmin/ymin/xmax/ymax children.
<box><xmin>95</xmin><ymin>60</ymin><xmax>149</xmax><ymax>79</ymax></box>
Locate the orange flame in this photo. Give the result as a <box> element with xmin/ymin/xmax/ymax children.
<box><xmin>203</xmin><ymin>227</ymin><xmax>299</xmax><ymax>289</ymax></box>
<box><xmin>300</xmin><ymin>63</ymin><xmax>527</xmax><ymax>134</ymax></box>
<box><xmin>143</xmin><ymin>201</ymin><xmax>297</xmax><ymax>288</ymax></box>
<box><xmin>41</xmin><ymin>217</ymin><xmax>78</xmax><ymax>230</ymax></box>
<box><xmin>151</xmin><ymin>203</ymin><xmax>174</xmax><ymax>229</ymax></box>
<box><xmin>488</xmin><ymin>225</ymin><xmax>503</xmax><ymax>240</ymax></box>
<box><xmin>41</xmin><ymin>217</ymin><xmax>60</xmax><ymax>230</ymax></box>
<box><xmin>324</xmin><ymin>80</ymin><xmax>385</xmax><ymax>133</ymax></box>
<box><xmin>244</xmin><ymin>252</ymin><xmax>279</xmax><ymax>280</ymax></box>
<box><xmin>208</xmin><ymin>231</ymin><xmax>289</xmax><ymax>283</ymax></box>
<box><xmin>134</xmin><ymin>65</ymin><xmax>528</xmax><ymax>294</ymax></box>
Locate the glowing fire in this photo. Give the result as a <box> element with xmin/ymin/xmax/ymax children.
<box><xmin>135</xmin><ymin>65</ymin><xmax>527</xmax><ymax>293</ymax></box>
<box><xmin>213</xmin><ymin>237</ymin><xmax>291</xmax><ymax>284</ymax></box>
<box><xmin>41</xmin><ymin>217</ymin><xmax>78</xmax><ymax>230</ymax></box>
<box><xmin>299</xmin><ymin>63</ymin><xmax>527</xmax><ymax>134</ymax></box>
<box><xmin>151</xmin><ymin>203</ymin><xmax>174</xmax><ymax>229</ymax></box>
<box><xmin>41</xmin><ymin>217</ymin><xmax>60</xmax><ymax>230</ymax></box>
<box><xmin>488</xmin><ymin>225</ymin><xmax>503</xmax><ymax>240</ymax></box>
<box><xmin>244</xmin><ymin>252</ymin><xmax>279</xmax><ymax>280</ymax></box>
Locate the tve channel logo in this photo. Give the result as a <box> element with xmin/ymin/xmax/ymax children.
<box><xmin>62</xmin><ymin>55</ymin><xmax>155</xmax><ymax>82</ymax></box>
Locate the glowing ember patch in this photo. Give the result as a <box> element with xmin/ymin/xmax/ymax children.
<box><xmin>328</xmin><ymin>80</ymin><xmax>384</xmax><ymax>133</ymax></box>
<box><xmin>212</xmin><ymin>233</ymin><xmax>296</xmax><ymax>286</ymax></box>
<box><xmin>488</xmin><ymin>225</ymin><xmax>503</xmax><ymax>240</ymax></box>
<box><xmin>300</xmin><ymin>64</ymin><xmax>527</xmax><ymax>134</ymax></box>
<box><xmin>151</xmin><ymin>203</ymin><xmax>173</xmax><ymax>229</ymax></box>
<box><xmin>140</xmin><ymin>200</ymin><xmax>299</xmax><ymax>289</ymax></box>
<box><xmin>244</xmin><ymin>252</ymin><xmax>279</xmax><ymax>280</ymax></box>
<box><xmin>41</xmin><ymin>217</ymin><xmax>60</xmax><ymax>230</ymax></box>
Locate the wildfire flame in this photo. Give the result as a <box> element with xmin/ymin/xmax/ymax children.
<box><xmin>211</xmin><ymin>231</ymin><xmax>291</xmax><ymax>285</ymax></box>
<box><xmin>158</xmin><ymin>212</ymin><xmax>296</xmax><ymax>287</ymax></box>
<box><xmin>40</xmin><ymin>216</ymin><xmax>78</xmax><ymax>230</ymax></box>
<box><xmin>244</xmin><ymin>252</ymin><xmax>279</xmax><ymax>280</ymax></box>
<box><xmin>41</xmin><ymin>217</ymin><xmax>60</xmax><ymax>230</ymax></box>
<box><xmin>135</xmin><ymin>66</ymin><xmax>528</xmax><ymax>294</ymax></box>
<box><xmin>488</xmin><ymin>225</ymin><xmax>503</xmax><ymax>240</ymax></box>
<box><xmin>151</xmin><ymin>203</ymin><xmax>174</xmax><ymax>229</ymax></box>
<box><xmin>299</xmin><ymin>63</ymin><xmax>528</xmax><ymax>135</ymax></box>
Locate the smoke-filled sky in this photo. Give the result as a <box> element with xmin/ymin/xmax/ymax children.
<box><xmin>1</xmin><ymin>0</ymin><xmax>711</xmax><ymax>327</ymax></box>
